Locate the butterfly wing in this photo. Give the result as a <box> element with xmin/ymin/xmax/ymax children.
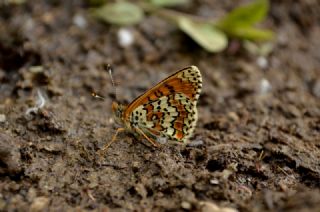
<box><xmin>125</xmin><ymin>66</ymin><xmax>202</xmax><ymax>142</ymax></box>
<box><xmin>132</xmin><ymin>93</ymin><xmax>198</xmax><ymax>142</ymax></box>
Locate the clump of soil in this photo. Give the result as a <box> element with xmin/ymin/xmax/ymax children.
<box><xmin>0</xmin><ymin>0</ymin><xmax>319</xmax><ymax>211</ymax></box>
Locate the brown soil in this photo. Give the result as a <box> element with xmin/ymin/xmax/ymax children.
<box><xmin>0</xmin><ymin>0</ymin><xmax>319</xmax><ymax>211</ymax></box>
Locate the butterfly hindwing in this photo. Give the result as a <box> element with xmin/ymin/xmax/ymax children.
<box><xmin>126</xmin><ymin>66</ymin><xmax>202</xmax><ymax>143</ymax></box>
<box><xmin>131</xmin><ymin>93</ymin><xmax>197</xmax><ymax>142</ymax></box>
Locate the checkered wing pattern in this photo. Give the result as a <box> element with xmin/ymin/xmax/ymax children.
<box><xmin>125</xmin><ymin>66</ymin><xmax>202</xmax><ymax>142</ymax></box>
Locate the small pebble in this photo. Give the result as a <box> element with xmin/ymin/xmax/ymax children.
<box><xmin>0</xmin><ymin>114</ymin><xmax>6</xmax><ymax>123</ymax></box>
<box><xmin>181</xmin><ymin>201</ymin><xmax>192</xmax><ymax>210</ymax></box>
<box><xmin>117</xmin><ymin>28</ymin><xmax>134</xmax><ymax>47</ymax></box>
<box><xmin>73</xmin><ymin>14</ymin><xmax>87</xmax><ymax>28</ymax></box>
<box><xmin>227</xmin><ymin>112</ymin><xmax>239</xmax><ymax>122</ymax></box>
<box><xmin>210</xmin><ymin>179</ymin><xmax>219</xmax><ymax>185</ymax></box>
<box><xmin>30</xmin><ymin>197</ymin><xmax>49</xmax><ymax>212</ymax></box>
<box><xmin>132</xmin><ymin>161</ymin><xmax>140</xmax><ymax>169</ymax></box>
<box><xmin>259</xmin><ymin>78</ymin><xmax>272</xmax><ymax>94</ymax></box>
<box><xmin>257</xmin><ymin>56</ymin><xmax>268</xmax><ymax>69</ymax></box>
<box><xmin>187</xmin><ymin>140</ymin><xmax>204</xmax><ymax>147</ymax></box>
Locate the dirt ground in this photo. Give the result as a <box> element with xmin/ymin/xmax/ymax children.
<box><xmin>0</xmin><ymin>0</ymin><xmax>319</xmax><ymax>211</ymax></box>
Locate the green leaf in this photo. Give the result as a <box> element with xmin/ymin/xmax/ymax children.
<box><xmin>230</xmin><ymin>27</ymin><xmax>274</xmax><ymax>41</ymax></box>
<box><xmin>217</xmin><ymin>0</ymin><xmax>269</xmax><ymax>29</ymax></box>
<box><xmin>178</xmin><ymin>17</ymin><xmax>227</xmax><ymax>52</ymax></box>
<box><xmin>148</xmin><ymin>0</ymin><xmax>190</xmax><ymax>7</ymax></box>
<box><xmin>91</xmin><ymin>2</ymin><xmax>144</xmax><ymax>26</ymax></box>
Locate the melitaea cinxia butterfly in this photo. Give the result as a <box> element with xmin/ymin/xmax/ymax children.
<box><xmin>99</xmin><ymin>66</ymin><xmax>202</xmax><ymax>153</ymax></box>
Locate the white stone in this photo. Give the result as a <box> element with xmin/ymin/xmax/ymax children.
<box><xmin>73</xmin><ymin>14</ymin><xmax>87</xmax><ymax>29</ymax></box>
<box><xmin>257</xmin><ymin>56</ymin><xmax>268</xmax><ymax>69</ymax></box>
<box><xmin>0</xmin><ymin>114</ymin><xmax>6</xmax><ymax>123</ymax></box>
<box><xmin>117</xmin><ymin>28</ymin><xmax>134</xmax><ymax>47</ymax></box>
<box><xmin>259</xmin><ymin>78</ymin><xmax>272</xmax><ymax>94</ymax></box>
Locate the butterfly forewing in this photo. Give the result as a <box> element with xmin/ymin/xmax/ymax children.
<box><xmin>125</xmin><ymin>66</ymin><xmax>202</xmax><ymax>143</ymax></box>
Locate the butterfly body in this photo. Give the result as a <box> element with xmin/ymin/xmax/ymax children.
<box><xmin>108</xmin><ymin>66</ymin><xmax>202</xmax><ymax>149</ymax></box>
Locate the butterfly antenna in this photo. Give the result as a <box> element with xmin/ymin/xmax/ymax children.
<box><xmin>106</xmin><ymin>64</ymin><xmax>117</xmax><ymax>101</ymax></box>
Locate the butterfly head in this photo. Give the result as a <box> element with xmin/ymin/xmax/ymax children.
<box><xmin>112</xmin><ymin>101</ymin><xmax>126</xmax><ymax>125</ymax></box>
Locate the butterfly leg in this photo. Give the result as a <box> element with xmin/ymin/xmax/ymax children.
<box><xmin>134</xmin><ymin>127</ymin><xmax>160</xmax><ymax>148</ymax></box>
<box><xmin>98</xmin><ymin>127</ymin><xmax>125</xmax><ymax>157</ymax></box>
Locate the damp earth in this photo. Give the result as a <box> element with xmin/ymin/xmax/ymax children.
<box><xmin>0</xmin><ymin>1</ymin><xmax>319</xmax><ymax>211</ymax></box>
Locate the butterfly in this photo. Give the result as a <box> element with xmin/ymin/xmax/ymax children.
<box><xmin>98</xmin><ymin>65</ymin><xmax>202</xmax><ymax>154</ymax></box>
